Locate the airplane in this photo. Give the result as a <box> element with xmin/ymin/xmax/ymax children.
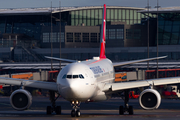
<box><xmin>0</xmin><ymin>4</ymin><xmax>179</xmax><ymax>117</ymax></box>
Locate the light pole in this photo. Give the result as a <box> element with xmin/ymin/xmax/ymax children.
<box><xmin>145</xmin><ymin>0</ymin><xmax>151</xmax><ymax>70</ymax></box>
<box><xmin>155</xmin><ymin>0</ymin><xmax>160</xmax><ymax>78</ymax></box>
<box><xmin>50</xmin><ymin>1</ymin><xmax>53</xmax><ymax>71</ymax></box>
<box><xmin>59</xmin><ymin>1</ymin><xmax>62</xmax><ymax>71</ymax></box>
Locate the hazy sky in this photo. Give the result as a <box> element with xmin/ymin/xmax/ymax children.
<box><xmin>0</xmin><ymin>0</ymin><xmax>180</xmax><ymax>9</ymax></box>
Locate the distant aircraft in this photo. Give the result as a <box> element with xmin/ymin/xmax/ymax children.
<box><xmin>0</xmin><ymin>4</ymin><xmax>179</xmax><ymax>117</ymax></box>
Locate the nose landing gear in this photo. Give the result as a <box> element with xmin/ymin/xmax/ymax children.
<box><xmin>71</xmin><ymin>101</ymin><xmax>81</xmax><ymax>117</ymax></box>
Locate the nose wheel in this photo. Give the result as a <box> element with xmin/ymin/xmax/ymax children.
<box><xmin>71</xmin><ymin>101</ymin><xmax>81</xmax><ymax>117</ymax></box>
<box><xmin>71</xmin><ymin>109</ymin><xmax>80</xmax><ymax>117</ymax></box>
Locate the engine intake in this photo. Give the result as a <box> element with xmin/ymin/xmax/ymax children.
<box><xmin>10</xmin><ymin>89</ymin><xmax>32</xmax><ymax>111</ymax></box>
<box><xmin>139</xmin><ymin>89</ymin><xmax>161</xmax><ymax>110</ymax></box>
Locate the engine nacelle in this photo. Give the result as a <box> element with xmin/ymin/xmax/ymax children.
<box><xmin>10</xmin><ymin>89</ymin><xmax>32</xmax><ymax>111</ymax></box>
<box><xmin>139</xmin><ymin>89</ymin><xmax>161</xmax><ymax>110</ymax></box>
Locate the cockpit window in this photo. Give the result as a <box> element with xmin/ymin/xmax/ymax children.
<box><xmin>64</xmin><ymin>74</ymin><xmax>84</xmax><ymax>79</ymax></box>
<box><xmin>73</xmin><ymin>75</ymin><xmax>78</xmax><ymax>79</ymax></box>
<box><xmin>62</xmin><ymin>74</ymin><xmax>66</xmax><ymax>79</ymax></box>
<box><xmin>66</xmin><ymin>75</ymin><xmax>72</xmax><ymax>78</ymax></box>
<box><xmin>79</xmin><ymin>74</ymin><xmax>84</xmax><ymax>79</ymax></box>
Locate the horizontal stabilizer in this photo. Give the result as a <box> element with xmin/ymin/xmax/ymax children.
<box><xmin>45</xmin><ymin>56</ymin><xmax>76</xmax><ymax>63</ymax></box>
<box><xmin>113</xmin><ymin>56</ymin><xmax>167</xmax><ymax>67</ymax></box>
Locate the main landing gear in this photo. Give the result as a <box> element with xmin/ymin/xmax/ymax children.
<box><xmin>119</xmin><ymin>90</ymin><xmax>134</xmax><ymax>115</ymax></box>
<box><xmin>46</xmin><ymin>91</ymin><xmax>61</xmax><ymax>115</ymax></box>
<box><xmin>71</xmin><ymin>101</ymin><xmax>81</xmax><ymax>117</ymax></box>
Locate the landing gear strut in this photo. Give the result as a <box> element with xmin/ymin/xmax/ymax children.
<box><xmin>71</xmin><ymin>101</ymin><xmax>81</xmax><ymax>117</ymax></box>
<box><xmin>119</xmin><ymin>90</ymin><xmax>134</xmax><ymax>115</ymax></box>
<box><xmin>46</xmin><ymin>91</ymin><xmax>61</xmax><ymax>115</ymax></box>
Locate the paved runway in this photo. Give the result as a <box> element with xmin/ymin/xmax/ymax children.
<box><xmin>0</xmin><ymin>96</ymin><xmax>180</xmax><ymax>120</ymax></box>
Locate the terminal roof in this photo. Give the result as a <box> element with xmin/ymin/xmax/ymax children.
<box><xmin>139</xmin><ymin>6</ymin><xmax>180</xmax><ymax>13</ymax></box>
<box><xmin>0</xmin><ymin>6</ymin><xmax>144</xmax><ymax>15</ymax></box>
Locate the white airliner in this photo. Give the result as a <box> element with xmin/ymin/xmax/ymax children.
<box><xmin>0</xmin><ymin>4</ymin><xmax>180</xmax><ymax>117</ymax></box>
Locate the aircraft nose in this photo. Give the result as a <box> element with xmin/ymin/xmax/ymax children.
<box><xmin>68</xmin><ymin>81</ymin><xmax>78</xmax><ymax>94</ymax></box>
<box><xmin>59</xmin><ymin>79</ymin><xmax>92</xmax><ymax>100</ymax></box>
<box><xmin>60</xmin><ymin>80</ymin><xmax>80</xmax><ymax>98</ymax></box>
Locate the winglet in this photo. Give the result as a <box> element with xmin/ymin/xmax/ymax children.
<box><xmin>99</xmin><ymin>4</ymin><xmax>106</xmax><ymax>59</ymax></box>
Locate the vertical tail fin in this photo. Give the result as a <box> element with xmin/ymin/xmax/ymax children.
<box><xmin>99</xmin><ymin>4</ymin><xmax>106</xmax><ymax>59</ymax></box>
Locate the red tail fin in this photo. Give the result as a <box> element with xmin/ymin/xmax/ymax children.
<box><xmin>99</xmin><ymin>4</ymin><xmax>106</xmax><ymax>59</ymax></box>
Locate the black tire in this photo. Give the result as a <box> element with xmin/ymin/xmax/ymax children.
<box><xmin>76</xmin><ymin>109</ymin><xmax>81</xmax><ymax>117</ymax></box>
<box><xmin>128</xmin><ymin>106</ymin><xmax>133</xmax><ymax>115</ymax></box>
<box><xmin>71</xmin><ymin>109</ymin><xmax>76</xmax><ymax>117</ymax></box>
<box><xmin>119</xmin><ymin>106</ymin><xmax>124</xmax><ymax>115</ymax></box>
<box><xmin>46</xmin><ymin>106</ymin><xmax>52</xmax><ymax>115</ymax></box>
<box><xmin>55</xmin><ymin>106</ymin><xmax>61</xmax><ymax>115</ymax></box>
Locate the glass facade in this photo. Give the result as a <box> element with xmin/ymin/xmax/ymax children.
<box><xmin>0</xmin><ymin>13</ymin><xmax>67</xmax><ymax>48</ymax></box>
<box><xmin>0</xmin><ymin>7</ymin><xmax>145</xmax><ymax>48</ymax></box>
<box><xmin>65</xmin><ymin>31</ymin><xmax>100</xmax><ymax>44</ymax></box>
<box><xmin>42</xmin><ymin>32</ymin><xmax>65</xmax><ymax>43</ymax></box>
<box><xmin>70</xmin><ymin>8</ymin><xmax>144</xmax><ymax>26</ymax></box>
<box><xmin>126</xmin><ymin>29</ymin><xmax>141</xmax><ymax>39</ymax></box>
<box><xmin>42</xmin><ymin>33</ymin><xmax>49</xmax><ymax>43</ymax></box>
<box><xmin>82</xmin><ymin>33</ymin><xmax>89</xmax><ymax>42</ymax></box>
<box><xmin>3</xmin><ymin>7</ymin><xmax>180</xmax><ymax>62</ymax></box>
<box><xmin>67</xmin><ymin>33</ymin><xmax>73</xmax><ymax>42</ymax></box>
<box><xmin>75</xmin><ymin>33</ymin><xmax>81</xmax><ymax>42</ymax></box>
<box><xmin>106</xmin><ymin>28</ymin><xmax>124</xmax><ymax>40</ymax></box>
<box><xmin>90</xmin><ymin>33</ymin><xmax>97</xmax><ymax>42</ymax></box>
<box><xmin>157</xmin><ymin>13</ymin><xmax>180</xmax><ymax>45</ymax></box>
<box><xmin>0</xmin><ymin>15</ymin><xmax>53</xmax><ymax>40</ymax></box>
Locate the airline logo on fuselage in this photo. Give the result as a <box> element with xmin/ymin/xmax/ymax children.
<box><xmin>90</xmin><ymin>66</ymin><xmax>103</xmax><ymax>74</ymax></box>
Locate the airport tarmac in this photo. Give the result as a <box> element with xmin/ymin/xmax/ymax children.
<box><xmin>0</xmin><ymin>96</ymin><xmax>179</xmax><ymax>120</ymax></box>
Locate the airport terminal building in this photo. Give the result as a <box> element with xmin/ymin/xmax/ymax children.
<box><xmin>0</xmin><ymin>6</ymin><xmax>180</xmax><ymax>62</ymax></box>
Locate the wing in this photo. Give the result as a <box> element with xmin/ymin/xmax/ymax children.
<box><xmin>102</xmin><ymin>77</ymin><xmax>180</xmax><ymax>92</ymax></box>
<box><xmin>113</xmin><ymin>56</ymin><xmax>167</xmax><ymax>67</ymax></box>
<box><xmin>0</xmin><ymin>77</ymin><xmax>58</xmax><ymax>91</ymax></box>
<box><xmin>45</xmin><ymin>56</ymin><xmax>76</xmax><ymax>63</ymax></box>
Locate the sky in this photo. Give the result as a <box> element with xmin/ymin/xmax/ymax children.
<box><xmin>0</xmin><ymin>0</ymin><xmax>180</xmax><ymax>9</ymax></box>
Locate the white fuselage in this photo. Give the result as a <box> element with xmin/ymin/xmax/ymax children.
<box><xmin>56</xmin><ymin>58</ymin><xmax>115</xmax><ymax>102</ymax></box>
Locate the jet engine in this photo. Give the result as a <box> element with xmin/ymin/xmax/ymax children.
<box><xmin>139</xmin><ymin>89</ymin><xmax>161</xmax><ymax>110</ymax></box>
<box><xmin>10</xmin><ymin>89</ymin><xmax>32</xmax><ymax>111</ymax></box>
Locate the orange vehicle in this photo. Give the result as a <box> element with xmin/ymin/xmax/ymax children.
<box><xmin>115</xmin><ymin>72</ymin><xmax>127</xmax><ymax>82</ymax></box>
<box><xmin>12</xmin><ymin>73</ymin><xmax>33</xmax><ymax>80</ymax></box>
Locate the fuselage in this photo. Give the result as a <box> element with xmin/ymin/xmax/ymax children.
<box><xmin>56</xmin><ymin>57</ymin><xmax>115</xmax><ymax>102</ymax></box>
